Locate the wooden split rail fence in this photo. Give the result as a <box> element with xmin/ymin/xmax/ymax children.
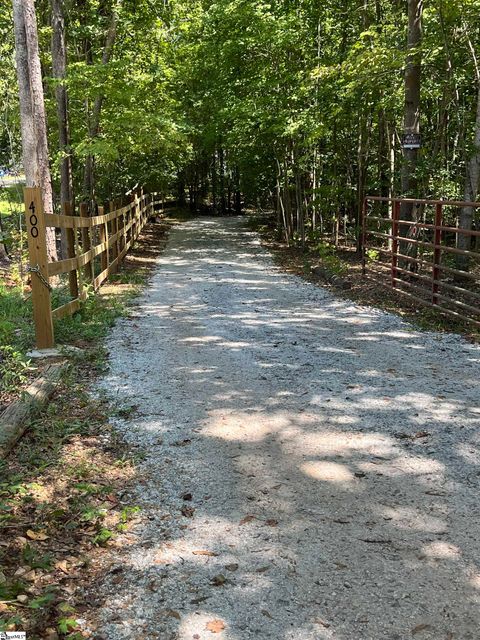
<box><xmin>25</xmin><ymin>186</ymin><xmax>158</xmax><ymax>349</ymax></box>
<box><xmin>362</xmin><ymin>196</ymin><xmax>480</xmax><ymax>327</ymax></box>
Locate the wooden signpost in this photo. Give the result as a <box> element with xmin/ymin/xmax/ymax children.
<box><xmin>24</xmin><ymin>187</ymin><xmax>163</xmax><ymax>348</ymax></box>
<box><xmin>24</xmin><ymin>187</ymin><xmax>54</xmax><ymax>349</ymax></box>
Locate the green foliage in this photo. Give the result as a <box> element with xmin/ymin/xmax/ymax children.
<box><xmin>21</xmin><ymin>544</ymin><xmax>53</xmax><ymax>571</ymax></box>
<box><xmin>3</xmin><ymin>0</ymin><xmax>479</xmax><ymax>237</ymax></box>
<box><xmin>53</xmin><ymin>292</ymin><xmax>128</xmax><ymax>346</ymax></box>
<box><xmin>315</xmin><ymin>241</ymin><xmax>348</xmax><ymax>276</ymax></box>
<box><xmin>28</xmin><ymin>590</ymin><xmax>57</xmax><ymax>610</ymax></box>
<box><xmin>0</xmin><ymin>282</ymin><xmax>34</xmax><ymax>351</ymax></box>
<box><xmin>0</xmin><ymin>346</ymin><xmax>33</xmax><ymax>393</ymax></box>
<box><xmin>58</xmin><ymin>617</ymin><xmax>79</xmax><ymax>634</ymax></box>
<box><xmin>366</xmin><ymin>248</ymin><xmax>380</xmax><ymax>262</ymax></box>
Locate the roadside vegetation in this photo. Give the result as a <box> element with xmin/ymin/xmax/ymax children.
<box><xmin>0</xmin><ymin>218</ymin><xmax>173</xmax><ymax>637</ymax></box>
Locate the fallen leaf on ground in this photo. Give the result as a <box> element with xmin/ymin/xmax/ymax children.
<box><xmin>56</xmin><ymin>560</ymin><xmax>69</xmax><ymax>574</ymax></box>
<box><xmin>173</xmin><ymin>439</ymin><xmax>191</xmax><ymax>446</ymax></box>
<box><xmin>261</xmin><ymin>609</ymin><xmax>273</xmax><ymax>619</ymax></box>
<box><xmin>26</xmin><ymin>529</ymin><xmax>49</xmax><ymax>541</ymax></box>
<box><xmin>181</xmin><ymin>505</ymin><xmax>195</xmax><ymax>518</ymax></box>
<box><xmin>239</xmin><ymin>515</ymin><xmax>255</xmax><ymax>525</ymax></box>
<box><xmin>192</xmin><ymin>550</ymin><xmax>218</xmax><ymax>557</ymax></box>
<box><xmin>165</xmin><ymin>609</ymin><xmax>181</xmax><ymax>620</ymax></box>
<box><xmin>225</xmin><ymin>563</ymin><xmax>238</xmax><ymax>571</ymax></box>
<box><xmin>314</xmin><ymin>618</ymin><xmax>331</xmax><ymax>628</ymax></box>
<box><xmin>265</xmin><ymin>519</ymin><xmax>278</xmax><ymax>527</ymax></box>
<box><xmin>23</xmin><ymin>569</ymin><xmax>36</xmax><ymax>581</ymax></box>
<box><xmin>360</xmin><ymin>538</ymin><xmax>391</xmax><ymax>544</ymax></box>
<box><xmin>211</xmin><ymin>574</ymin><xmax>227</xmax><ymax>586</ymax></box>
<box><xmin>206</xmin><ymin>619</ymin><xmax>225</xmax><ymax>633</ymax></box>
<box><xmin>411</xmin><ymin>623</ymin><xmax>432</xmax><ymax>635</ymax></box>
<box><xmin>182</xmin><ymin>492</ymin><xmax>193</xmax><ymax>501</ymax></box>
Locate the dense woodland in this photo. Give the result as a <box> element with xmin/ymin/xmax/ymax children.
<box><xmin>1</xmin><ymin>0</ymin><xmax>480</xmax><ymax>253</ymax></box>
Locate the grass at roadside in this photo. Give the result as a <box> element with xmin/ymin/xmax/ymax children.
<box><xmin>0</xmin><ymin>358</ymin><xmax>139</xmax><ymax>638</ymax></box>
<box><xmin>0</xmin><ymin>184</ymin><xmax>23</xmax><ymax>218</ymax></box>
<box><xmin>0</xmin><ymin>216</ymin><xmax>178</xmax><ymax>638</ymax></box>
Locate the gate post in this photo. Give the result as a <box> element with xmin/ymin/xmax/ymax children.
<box><xmin>391</xmin><ymin>200</ymin><xmax>400</xmax><ymax>288</ymax></box>
<box><xmin>432</xmin><ymin>203</ymin><xmax>443</xmax><ymax>305</ymax></box>
<box><xmin>361</xmin><ymin>198</ymin><xmax>367</xmax><ymax>275</ymax></box>
<box><xmin>24</xmin><ymin>187</ymin><xmax>54</xmax><ymax>349</ymax></box>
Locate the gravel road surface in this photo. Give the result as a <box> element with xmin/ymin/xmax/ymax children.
<box><xmin>94</xmin><ymin>216</ymin><xmax>480</xmax><ymax>640</ymax></box>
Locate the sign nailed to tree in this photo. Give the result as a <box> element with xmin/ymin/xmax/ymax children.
<box><xmin>402</xmin><ymin>132</ymin><xmax>421</xmax><ymax>149</ymax></box>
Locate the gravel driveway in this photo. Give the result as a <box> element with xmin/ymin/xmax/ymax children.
<box><xmin>94</xmin><ymin>216</ymin><xmax>480</xmax><ymax>640</ymax></box>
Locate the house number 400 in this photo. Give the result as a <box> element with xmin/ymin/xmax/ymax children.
<box><xmin>29</xmin><ymin>201</ymin><xmax>39</xmax><ymax>238</ymax></box>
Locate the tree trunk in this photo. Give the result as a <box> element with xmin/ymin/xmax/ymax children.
<box><xmin>211</xmin><ymin>152</ymin><xmax>217</xmax><ymax>213</ymax></box>
<box><xmin>83</xmin><ymin>0</ymin><xmax>122</xmax><ymax>203</ymax></box>
<box><xmin>234</xmin><ymin>166</ymin><xmax>241</xmax><ymax>215</ymax></box>
<box><xmin>51</xmin><ymin>0</ymin><xmax>72</xmax><ymax>206</ymax></box>
<box><xmin>0</xmin><ymin>212</ymin><xmax>9</xmax><ymax>265</ymax></box>
<box><xmin>219</xmin><ymin>146</ymin><xmax>226</xmax><ymax>214</ymax></box>
<box><xmin>177</xmin><ymin>171</ymin><xmax>186</xmax><ymax>207</ymax></box>
<box><xmin>457</xmin><ymin>81</ymin><xmax>480</xmax><ymax>271</ymax></box>
<box><xmin>357</xmin><ymin>109</ymin><xmax>370</xmax><ymax>252</ymax></box>
<box><xmin>12</xmin><ymin>0</ymin><xmax>57</xmax><ymax>262</ymax></box>
<box><xmin>401</xmin><ymin>0</ymin><xmax>423</xmax><ymax>206</ymax></box>
<box><xmin>51</xmin><ymin>0</ymin><xmax>72</xmax><ymax>258</ymax></box>
<box><xmin>400</xmin><ymin>0</ymin><xmax>423</xmax><ymax>262</ymax></box>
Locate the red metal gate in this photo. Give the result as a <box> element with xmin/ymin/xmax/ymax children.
<box><xmin>361</xmin><ymin>196</ymin><xmax>480</xmax><ymax>327</ymax></box>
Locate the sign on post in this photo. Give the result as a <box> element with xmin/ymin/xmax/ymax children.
<box><xmin>402</xmin><ymin>132</ymin><xmax>421</xmax><ymax>149</ymax></box>
<box><xmin>24</xmin><ymin>187</ymin><xmax>54</xmax><ymax>349</ymax></box>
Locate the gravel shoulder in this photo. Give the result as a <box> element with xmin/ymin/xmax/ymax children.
<box><xmin>92</xmin><ymin>216</ymin><xmax>480</xmax><ymax>640</ymax></box>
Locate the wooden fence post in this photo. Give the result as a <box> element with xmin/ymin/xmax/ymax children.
<box><xmin>98</xmin><ymin>206</ymin><xmax>109</xmax><ymax>274</ymax></box>
<box><xmin>133</xmin><ymin>193</ymin><xmax>139</xmax><ymax>241</ymax></box>
<box><xmin>63</xmin><ymin>201</ymin><xmax>78</xmax><ymax>300</ymax></box>
<box><xmin>109</xmin><ymin>200</ymin><xmax>118</xmax><ymax>273</ymax></box>
<box><xmin>24</xmin><ymin>187</ymin><xmax>54</xmax><ymax>349</ymax></box>
<box><xmin>361</xmin><ymin>198</ymin><xmax>367</xmax><ymax>276</ymax></box>
<box><xmin>79</xmin><ymin>202</ymin><xmax>94</xmax><ymax>283</ymax></box>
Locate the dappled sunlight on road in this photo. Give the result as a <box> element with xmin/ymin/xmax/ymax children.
<box><xmin>93</xmin><ymin>217</ymin><xmax>480</xmax><ymax>640</ymax></box>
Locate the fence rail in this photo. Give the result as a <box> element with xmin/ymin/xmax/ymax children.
<box><xmin>361</xmin><ymin>196</ymin><xmax>480</xmax><ymax>328</ymax></box>
<box><xmin>25</xmin><ymin>187</ymin><xmax>162</xmax><ymax>348</ymax></box>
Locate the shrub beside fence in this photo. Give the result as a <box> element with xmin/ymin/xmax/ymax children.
<box><xmin>25</xmin><ymin>186</ymin><xmax>159</xmax><ymax>349</ymax></box>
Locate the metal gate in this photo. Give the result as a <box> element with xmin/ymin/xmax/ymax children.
<box><xmin>361</xmin><ymin>196</ymin><xmax>480</xmax><ymax>327</ymax></box>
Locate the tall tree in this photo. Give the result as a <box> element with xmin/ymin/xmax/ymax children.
<box><xmin>12</xmin><ymin>0</ymin><xmax>57</xmax><ymax>261</ymax></box>
<box><xmin>401</xmin><ymin>0</ymin><xmax>423</xmax><ymax>207</ymax></box>
<box><xmin>51</xmin><ymin>0</ymin><xmax>73</xmax><ymax>207</ymax></box>
<box><xmin>457</xmin><ymin>33</ymin><xmax>480</xmax><ymax>270</ymax></box>
<box><xmin>83</xmin><ymin>0</ymin><xmax>122</xmax><ymax>203</ymax></box>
